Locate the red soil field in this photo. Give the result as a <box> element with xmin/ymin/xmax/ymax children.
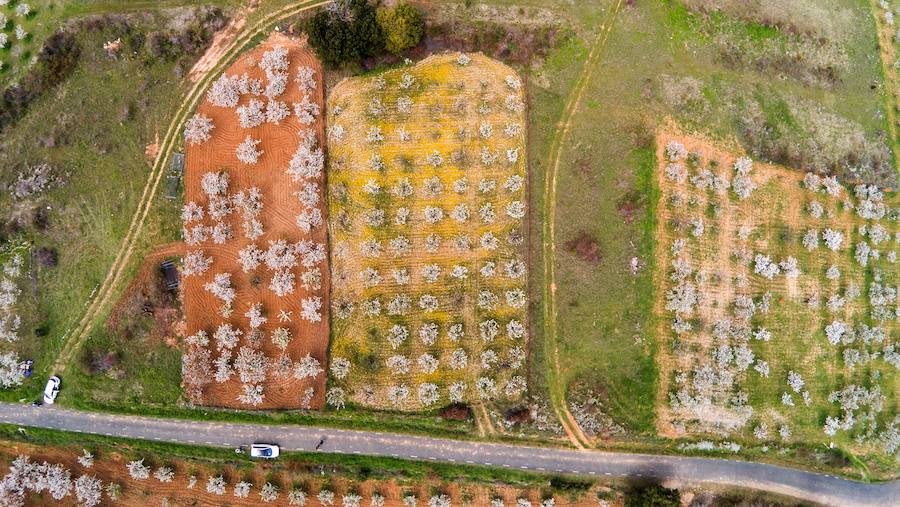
<box><xmin>0</xmin><ymin>443</ymin><xmax>618</xmax><ymax>507</ymax></box>
<box><xmin>182</xmin><ymin>32</ymin><xmax>329</xmax><ymax>410</ymax></box>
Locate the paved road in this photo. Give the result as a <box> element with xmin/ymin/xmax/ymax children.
<box><xmin>0</xmin><ymin>403</ymin><xmax>896</xmax><ymax>506</ymax></box>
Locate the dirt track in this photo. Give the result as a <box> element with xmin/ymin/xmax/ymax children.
<box><xmin>183</xmin><ymin>32</ymin><xmax>329</xmax><ymax>410</ymax></box>
<box><xmin>540</xmin><ymin>0</ymin><xmax>624</xmax><ymax>449</ymax></box>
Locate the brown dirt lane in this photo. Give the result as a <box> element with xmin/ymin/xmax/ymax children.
<box><xmin>183</xmin><ymin>32</ymin><xmax>329</xmax><ymax>410</ymax></box>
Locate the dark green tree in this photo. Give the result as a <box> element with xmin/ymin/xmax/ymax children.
<box><xmin>376</xmin><ymin>3</ymin><xmax>424</xmax><ymax>55</ymax></box>
<box><xmin>625</xmin><ymin>484</ymin><xmax>681</xmax><ymax>507</ymax></box>
<box><xmin>306</xmin><ymin>0</ymin><xmax>384</xmax><ymax>66</ymax></box>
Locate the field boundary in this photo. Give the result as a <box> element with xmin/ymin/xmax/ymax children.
<box><xmin>541</xmin><ymin>0</ymin><xmax>623</xmax><ymax>450</ymax></box>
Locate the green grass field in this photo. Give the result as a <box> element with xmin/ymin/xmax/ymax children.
<box><xmin>0</xmin><ymin>5</ymin><xmax>213</xmax><ymax>401</ymax></box>
<box><xmin>546</xmin><ymin>0</ymin><xmax>896</xmax><ymax>449</ymax></box>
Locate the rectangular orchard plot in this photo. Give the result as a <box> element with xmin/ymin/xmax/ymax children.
<box><xmin>653</xmin><ymin>128</ymin><xmax>898</xmax><ymax>456</ymax></box>
<box><xmin>180</xmin><ymin>33</ymin><xmax>329</xmax><ymax>410</ymax></box>
<box><xmin>326</xmin><ymin>53</ymin><xmax>529</xmax><ymax>411</ymax></box>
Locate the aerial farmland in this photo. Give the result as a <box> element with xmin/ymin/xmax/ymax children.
<box><xmin>0</xmin><ymin>1</ymin><xmax>896</xmax><ymax>505</ymax></box>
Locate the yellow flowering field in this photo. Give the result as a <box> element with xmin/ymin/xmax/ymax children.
<box><xmin>325</xmin><ymin>53</ymin><xmax>529</xmax><ymax>411</ymax></box>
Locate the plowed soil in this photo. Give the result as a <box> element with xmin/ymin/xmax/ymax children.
<box><xmin>183</xmin><ymin>32</ymin><xmax>329</xmax><ymax>410</ymax></box>
<box><xmin>0</xmin><ymin>442</ymin><xmax>621</xmax><ymax>507</ymax></box>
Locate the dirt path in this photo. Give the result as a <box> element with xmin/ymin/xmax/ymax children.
<box><xmin>470</xmin><ymin>401</ymin><xmax>493</xmax><ymax>437</ymax></box>
<box><xmin>52</xmin><ymin>0</ymin><xmax>331</xmax><ymax>375</ymax></box>
<box><xmin>187</xmin><ymin>3</ymin><xmax>255</xmax><ymax>83</ymax></box>
<box><xmin>540</xmin><ymin>0</ymin><xmax>623</xmax><ymax>450</ymax></box>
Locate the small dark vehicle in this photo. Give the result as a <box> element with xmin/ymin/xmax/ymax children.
<box><xmin>160</xmin><ymin>260</ymin><xmax>179</xmax><ymax>291</ymax></box>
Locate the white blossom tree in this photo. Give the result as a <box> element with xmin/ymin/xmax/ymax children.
<box><xmin>234</xmin><ymin>481</ymin><xmax>251</xmax><ymax>498</ymax></box>
<box><xmin>296</xmin><ymin>66</ymin><xmax>317</xmax><ymax>94</ymax></box>
<box><xmin>294</xmin><ymin>95</ymin><xmax>320</xmax><ymax>125</ymax></box>
<box><xmin>289</xmin><ymin>488</ymin><xmax>308</xmax><ymax>506</ymax></box>
<box><xmin>236</xmin><ymin>136</ymin><xmax>263</xmax><ymax>164</ymax></box>
<box><xmin>261</xmin><ymin>482</ymin><xmax>279</xmax><ymax>502</ymax></box>
<box><xmin>823</xmin><ymin>229</ymin><xmax>844</xmax><ymax>251</ymax></box>
<box><xmin>208</xmin><ymin>74</ymin><xmax>242</xmax><ymax>107</ymax></box>
<box><xmin>235</xmin><ymin>346</ymin><xmax>269</xmax><ymax>384</ymax></box>
<box><xmin>201</xmin><ymin>171</ymin><xmax>229</xmax><ymax>197</ymax></box>
<box><xmin>319</xmin><ymin>489</ymin><xmax>336</xmax><ymax>506</ymax></box>
<box><xmin>184</xmin><ymin>113</ymin><xmax>214</xmax><ymax>145</ymax></box>
<box><xmin>205</xmin><ymin>273</ymin><xmax>236</xmax><ymax>309</ymax></box>
<box><xmin>0</xmin><ymin>351</ymin><xmax>24</xmax><ymax>388</ymax></box>
<box><xmin>288</xmin><ymin>141</ymin><xmax>324</xmax><ymax>181</ymax></box>
<box><xmin>126</xmin><ymin>460</ymin><xmax>150</xmax><ymax>480</ymax></box>
<box><xmin>238</xmin><ymin>244</ymin><xmax>263</xmax><ymax>272</ymax></box>
<box><xmin>237</xmin><ymin>98</ymin><xmax>266</xmax><ymax>128</ymax></box>
<box><xmin>300</xmin><ymin>296</ymin><xmax>322</xmax><ymax>322</ymax></box>
<box><xmin>294</xmin><ymin>353</ymin><xmax>323</xmax><ymax>379</ymax></box>
<box><xmin>74</xmin><ymin>474</ymin><xmax>102</xmax><ymax>507</ymax></box>
<box><xmin>207</xmin><ymin>476</ymin><xmax>226</xmax><ymax>495</ymax></box>
<box><xmin>77</xmin><ymin>450</ymin><xmax>93</xmax><ymax>469</ymax></box>
<box><xmin>330</xmin><ymin>357</ymin><xmax>351</xmax><ymax>379</ymax></box>
<box><xmin>154</xmin><ymin>466</ymin><xmax>174</xmax><ymax>483</ymax></box>
<box><xmin>182</xmin><ymin>251</ymin><xmax>212</xmax><ymax>277</ymax></box>
<box><xmin>245</xmin><ymin>303</ymin><xmax>268</xmax><ymax>329</ymax></box>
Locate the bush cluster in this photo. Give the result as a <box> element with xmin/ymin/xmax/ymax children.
<box><xmin>0</xmin><ymin>31</ymin><xmax>79</xmax><ymax>132</ymax></box>
<box><xmin>307</xmin><ymin>0</ymin><xmax>424</xmax><ymax>65</ymax></box>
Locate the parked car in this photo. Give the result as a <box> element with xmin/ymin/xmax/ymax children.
<box><xmin>249</xmin><ymin>443</ymin><xmax>279</xmax><ymax>459</ymax></box>
<box><xmin>160</xmin><ymin>260</ymin><xmax>179</xmax><ymax>291</ymax></box>
<box><xmin>43</xmin><ymin>376</ymin><xmax>61</xmax><ymax>404</ymax></box>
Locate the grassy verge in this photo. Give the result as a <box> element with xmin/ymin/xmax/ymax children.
<box><xmin>57</xmin><ymin>395</ymin><xmax>478</xmax><ymax>439</ymax></box>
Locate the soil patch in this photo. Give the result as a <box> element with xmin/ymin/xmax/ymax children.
<box><xmin>439</xmin><ymin>404</ymin><xmax>473</xmax><ymax>421</ymax></box>
<box><xmin>182</xmin><ymin>32</ymin><xmax>330</xmax><ymax>410</ymax></box>
<box><xmin>565</xmin><ymin>233</ymin><xmax>601</xmax><ymax>264</ymax></box>
<box><xmin>616</xmin><ymin>189</ymin><xmax>645</xmax><ymax>224</ymax></box>
<box><xmin>106</xmin><ymin>242</ymin><xmax>184</xmax><ymax>345</ymax></box>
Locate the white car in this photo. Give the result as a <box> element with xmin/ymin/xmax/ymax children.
<box><xmin>43</xmin><ymin>376</ymin><xmax>60</xmax><ymax>404</ymax></box>
<box><xmin>249</xmin><ymin>443</ymin><xmax>279</xmax><ymax>459</ymax></box>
